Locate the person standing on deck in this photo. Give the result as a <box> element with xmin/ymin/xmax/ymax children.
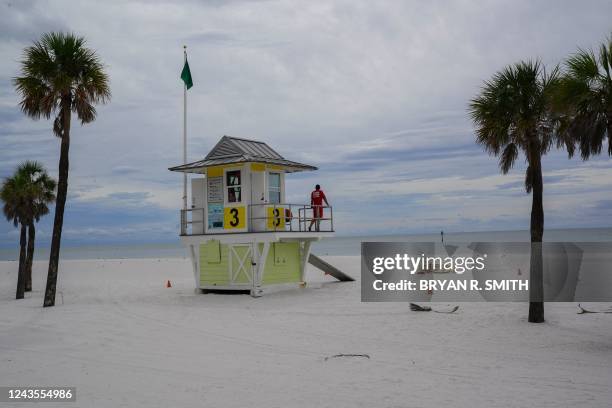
<box><xmin>309</xmin><ymin>184</ymin><xmax>329</xmax><ymax>232</ymax></box>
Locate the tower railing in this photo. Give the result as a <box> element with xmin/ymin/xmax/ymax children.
<box><xmin>248</xmin><ymin>203</ymin><xmax>333</xmax><ymax>233</ymax></box>
<box><xmin>179</xmin><ymin>203</ymin><xmax>333</xmax><ymax>236</ymax></box>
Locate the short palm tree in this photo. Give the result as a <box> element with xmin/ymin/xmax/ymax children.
<box><xmin>1</xmin><ymin>173</ymin><xmax>29</xmax><ymax>299</ymax></box>
<box><xmin>1</xmin><ymin>162</ymin><xmax>56</xmax><ymax>299</ymax></box>
<box><xmin>554</xmin><ymin>36</ymin><xmax>612</xmax><ymax>159</ymax></box>
<box><xmin>469</xmin><ymin>60</ymin><xmax>562</xmax><ymax>323</ymax></box>
<box><xmin>20</xmin><ymin>162</ymin><xmax>56</xmax><ymax>292</ymax></box>
<box><xmin>14</xmin><ymin>32</ymin><xmax>110</xmax><ymax>307</ymax></box>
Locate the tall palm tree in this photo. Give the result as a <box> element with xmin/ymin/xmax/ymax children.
<box><xmin>469</xmin><ymin>61</ymin><xmax>562</xmax><ymax>323</ymax></box>
<box><xmin>1</xmin><ymin>162</ymin><xmax>55</xmax><ymax>299</ymax></box>
<box><xmin>554</xmin><ymin>36</ymin><xmax>612</xmax><ymax>159</ymax></box>
<box><xmin>14</xmin><ymin>32</ymin><xmax>110</xmax><ymax>307</ymax></box>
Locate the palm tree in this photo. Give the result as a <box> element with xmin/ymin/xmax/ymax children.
<box><xmin>469</xmin><ymin>61</ymin><xmax>562</xmax><ymax>323</ymax></box>
<box><xmin>1</xmin><ymin>173</ymin><xmax>29</xmax><ymax>299</ymax></box>
<box><xmin>19</xmin><ymin>162</ymin><xmax>56</xmax><ymax>292</ymax></box>
<box><xmin>1</xmin><ymin>162</ymin><xmax>56</xmax><ymax>299</ymax></box>
<box><xmin>554</xmin><ymin>36</ymin><xmax>612</xmax><ymax>159</ymax></box>
<box><xmin>13</xmin><ymin>32</ymin><xmax>110</xmax><ymax>307</ymax></box>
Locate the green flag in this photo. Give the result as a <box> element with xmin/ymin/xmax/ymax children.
<box><xmin>181</xmin><ymin>59</ymin><xmax>193</xmax><ymax>89</ymax></box>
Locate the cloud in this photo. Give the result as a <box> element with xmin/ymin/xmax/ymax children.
<box><xmin>111</xmin><ymin>165</ymin><xmax>141</xmax><ymax>175</ymax></box>
<box><xmin>0</xmin><ymin>0</ymin><xmax>68</xmax><ymax>43</ymax></box>
<box><xmin>1</xmin><ymin>0</ymin><xmax>612</xmax><ymax>245</ymax></box>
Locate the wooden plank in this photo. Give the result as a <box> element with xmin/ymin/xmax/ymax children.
<box><xmin>308</xmin><ymin>253</ymin><xmax>354</xmax><ymax>282</ymax></box>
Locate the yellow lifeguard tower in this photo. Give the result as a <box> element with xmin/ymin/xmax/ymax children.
<box><xmin>169</xmin><ymin>135</ymin><xmax>351</xmax><ymax>296</ymax></box>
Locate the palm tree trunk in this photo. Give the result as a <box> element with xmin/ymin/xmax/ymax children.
<box><xmin>528</xmin><ymin>152</ymin><xmax>545</xmax><ymax>323</ymax></box>
<box><xmin>16</xmin><ymin>223</ymin><xmax>27</xmax><ymax>299</ymax></box>
<box><xmin>25</xmin><ymin>222</ymin><xmax>35</xmax><ymax>292</ymax></box>
<box><xmin>44</xmin><ymin>103</ymin><xmax>71</xmax><ymax>307</ymax></box>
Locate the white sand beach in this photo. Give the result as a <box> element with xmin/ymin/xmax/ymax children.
<box><xmin>1</xmin><ymin>257</ymin><xmax>611</xmax><ymax>408</ymax></box>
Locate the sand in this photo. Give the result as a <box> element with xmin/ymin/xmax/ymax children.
<box><xmin>1</xmin><ymin>257</ymin><xmax>611</xmax><ymax>407</ymax></box>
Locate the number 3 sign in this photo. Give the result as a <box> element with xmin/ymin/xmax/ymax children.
<box><xmin>267</xmin><ymin>206</ymin><xmax>285</xmax><ymax>229</ymax></box>
<box><xmin>224</xmin><ymin>206</ymin><xmax>245</xmax><ymax>229</ymax></box>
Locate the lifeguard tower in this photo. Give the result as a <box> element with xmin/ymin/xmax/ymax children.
<box><xmin>169</xmin><ymin>135</ymin><xmax>351</xmax><ymax>296</ymax></box>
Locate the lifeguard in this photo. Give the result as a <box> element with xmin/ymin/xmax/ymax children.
<box><xmin>309</xmin><ymin>184</ymin><xmax>329</xmax><ymax>232</ymax></box>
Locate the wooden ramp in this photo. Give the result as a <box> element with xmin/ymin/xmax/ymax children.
<box><xmin>308</xmin><ymin>254</ymin><xmax>355</xmax><ymax>282</ymax></box>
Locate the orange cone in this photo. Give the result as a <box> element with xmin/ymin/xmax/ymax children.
<box><xmin>165</xmin><ymin>280</ymin><xmax>172</xmax><ymax>288</ymax></box>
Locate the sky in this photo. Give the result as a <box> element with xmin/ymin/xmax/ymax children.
<box><xmin>1</xmin><ymin>0</ymin><xmax>611</xmax><ymax>247</ymax></box>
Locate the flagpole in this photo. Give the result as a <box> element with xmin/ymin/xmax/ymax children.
<box><xmin>183</xmin><ymin>45</ymin><xmax>188</xmax><ymax>211</ymax></box>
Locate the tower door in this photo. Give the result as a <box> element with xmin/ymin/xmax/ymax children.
<box><xmin>229</xmin><ymin>244</ymin><xmax>253</xmax><ymax>284</ymax></box>
<box><xmin>191</xmin><ymin>178</ymin><xmax>206</xmax><ymax>234</ymax></box>
<box><xmin>250</xmin><ymin>170</ymin><xmax>266</xmax><ymax>232</ymax></box>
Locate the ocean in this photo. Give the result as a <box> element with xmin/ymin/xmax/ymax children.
<box><xmin>1</xmin><ymin>227</ymin><xmax>611</xmax><ymax>261</ymax></box>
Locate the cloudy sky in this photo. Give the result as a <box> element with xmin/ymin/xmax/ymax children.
<box><xmin>1</xmin><ymin>0</ymin><xmax>611</xmax><ymax>246</ymax></box>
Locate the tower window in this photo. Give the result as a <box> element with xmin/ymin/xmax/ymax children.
<box><xmin>226</xmin><ymin>170</ymin><xmax>241</xmax><ymax>203</ymax></box>
<box><xmin>268</xmin><ymin>173</ymin><xmax>281</xmax><ymax>204</ymax></box>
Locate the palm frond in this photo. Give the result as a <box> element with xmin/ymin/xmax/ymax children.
<box><xmin>598</xmin><ymin>38</ymin><xmax>611</xmax><ymax>81</ymax></box>
<box><xmin>499</xmin><ymin>143</ymin><xmax>518</xmax><ymax>174</ymax></box>
<box><xmin>566</xmin><ymin>48</ymin><xmax>600</xmax><ymax>81</ymax></box>
<box><xmin>556</xmin><ymin>36</ymin><xmax>612</xmax><ymax>159</ymax></box>
<box><xmin>13</xmin><ymin>31</ymin><xmax>110</xmax><ymax>130</ymax></box>
<box><xmin>469</xmin><ymin>59</ymin><xmax>562</xmax><ymax>192</ymax></box>
<box><xmin>0</xmin><ymin>162</ymin><xmax>56</xmax><ymax>227</ymax></box>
